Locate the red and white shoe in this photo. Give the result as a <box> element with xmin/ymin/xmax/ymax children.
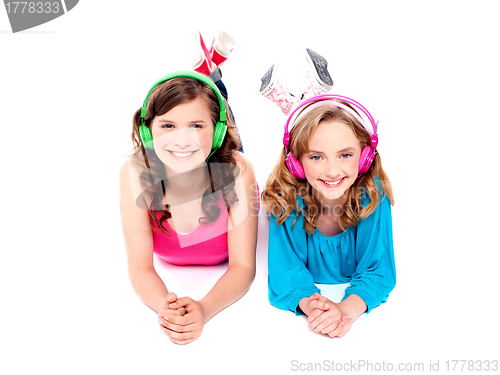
<box><xmin>191</xmin><ymin>30</ymin><xmax>215</xmax><ymax>75</ymax></box>
<box><xmin>210</xmin><ymin>30</ymin><xmax>236</xmax><ymax>67</ymax></box>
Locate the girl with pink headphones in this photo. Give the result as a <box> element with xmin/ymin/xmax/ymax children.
<box><xmin>261</xmin><ymin>68</ymin><xmax>396</xmax><ymax>337</ymax></box>
<box><xmin>119</xmin><ymin>30</ymin><xmax>258</xmax><ymax>345</ymax></box>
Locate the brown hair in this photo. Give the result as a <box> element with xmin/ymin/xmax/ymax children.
<box><xmin>130</xmin><ymin>77</ymin><xmax>242</xmax><ymax>235</ymax></box>
<box><xmin>261</xmin><ymin>103</ymin><xmax>394</xmax><ymax>234</ymax></box>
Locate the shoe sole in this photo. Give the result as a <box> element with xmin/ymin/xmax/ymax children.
<box><xmin>306</xmin><ymin>48</ymin><xmax>333</xmax><ymax>90</ymax></box>
<box><xmin>260</xmin><ymin>63</ymin><xmax>278</xmax><ymax>96</ymax></box>
<box><xmin>213</xmin><ymin>30</ymin><xmax>237</xmax><ymax>57</ymax></box>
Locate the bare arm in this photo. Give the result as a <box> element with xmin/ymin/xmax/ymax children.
<box><xmin>198</xmin><ymin>152</ymin><xmax>258</xmax><ymax>321</ymax></box>
<box><xmin>119</xmin><ymin>160</ymin><xmax>169</xmax><ymax>313</ymax></box>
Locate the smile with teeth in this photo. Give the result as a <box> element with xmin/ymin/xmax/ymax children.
<box><xmin>321</xmin><ymin>177</ymin><xmax>344</xmax><ymax>186</ymax></box>
<box><xmin>167</xmin><ymin>150</ymin><xmax>197</xmax><ymax>158</ymax></box>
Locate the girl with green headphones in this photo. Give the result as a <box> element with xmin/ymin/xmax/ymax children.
<box><xmin>119</xmin><ymin>70</ymin><xmax>258</xmax><ymax>345</ymax></box>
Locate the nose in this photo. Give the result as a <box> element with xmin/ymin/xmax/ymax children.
<box><xmin>324</xmin><ymin>158</ymin><xmax>341</xmax><ymax>179</ymax></box>
<box><xmin>172</xmin><ymin>128</ymin><xmax>192</xmax><ymax>148</ymax></box>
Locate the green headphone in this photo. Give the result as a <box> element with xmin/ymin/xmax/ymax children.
<box><xmin>139</xmin><ymin>71</ymin><xmax>228</xmax><ymax>159</ymax></box>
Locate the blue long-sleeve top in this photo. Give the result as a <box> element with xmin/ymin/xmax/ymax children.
<box><xmin>268</xmin><ymin>182</ymin><xmax>396</xmax><ymax>315</ymax></box>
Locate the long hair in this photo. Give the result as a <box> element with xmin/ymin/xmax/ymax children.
<box><xmin>129</xmin><ymin>76</ymin><xmax>242</xmax><ymax>235</ymax></box>
<box><xmin>261</xmin><ymin>103</ymin><xmax>394</xmax><ymax>234</ymax></box>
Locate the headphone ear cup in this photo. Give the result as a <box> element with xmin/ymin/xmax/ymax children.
<box><xmin>286</xmin><ymin>152</ymin><xmax>306</xmax><ymax>179</ymax></box>
<box><xmin>139</xmin><ymin>124</ymin><xmax>154</xmax><ymax>150</ymax></box>
<box><xmin>358</xmin><ymin>146</ymin><xmax>376</xmax><ymax>177</ymax></box>
<box><xmin>211</xmin><ymin>121</ymin><xmax>228</xmax><ymax>152</ymax></box>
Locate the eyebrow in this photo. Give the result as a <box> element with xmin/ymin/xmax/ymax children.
<box><xmin>307</xmin><ymin>147</ymin><xmax>357</xmax><ymax>154</ymax></box>
<box><xmin>337</xmin><ymin>147</ymin><xmax>357</xmax><ymax>153</ymax></box>
<box><xmin>156</xmin><ymin>119</ymin><xmax>208</xmax><ymax>124</ymax></box>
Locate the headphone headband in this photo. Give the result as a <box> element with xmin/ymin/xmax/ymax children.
<box><xmin>140</xmin><ymin>70</ymin><xmax>227</xmax><ymax>124</ymax></box>
<box><xmin>285</xmin><ymin>94</ymin><xmax>377</xmax><ymax>145</ymax></box>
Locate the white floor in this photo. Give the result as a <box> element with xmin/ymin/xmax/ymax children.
<box><xmin>1</xmin><ymin>2</ymin><xmax>499</xmax><ymax>374</ymax></box>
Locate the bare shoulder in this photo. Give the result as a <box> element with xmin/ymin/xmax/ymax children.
<box><xmin>119</xmin><ymin>158</ymin><xmax>131</xmax><ymax>191</ymax></box>
<box><xmin>231</xmin><ymin>151</ymin><xmax>254</xmax><ymax>176</ymax></box>
<box><xmin>231</xmin><ymin>151</ymin><xmax>257</xmax><ymax>198</ymax></box>
<box><xmin>119</xmin><ymin>157</ymin><xmax>150</xmax><ymax>209</ymax></box>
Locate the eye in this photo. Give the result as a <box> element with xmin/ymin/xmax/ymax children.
<box><xmin>160</xmin><ymin>124</ymin><xmax>174</xmax><ymax>129</ymax></box>
<box><xmin>190</xmin><ymin>124</ymin><xmax>203</xmax><ymax>129</ymax></box>
<box><xmin>340</xmin><ymin>153</ymin><xmax>352</xmax><ymax>159</ymax></box>
<box><xmin>310</xmin><ymin>155</ymin><xmax>322</xmax><ymax>161</ymax></box>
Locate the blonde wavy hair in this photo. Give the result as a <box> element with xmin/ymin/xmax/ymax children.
<box><xmin>261</xmin><ymin>103</ymin><xmax>394</xmax><ymax>234</ymax></box>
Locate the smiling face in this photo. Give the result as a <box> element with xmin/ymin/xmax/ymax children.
<box><xmin>301</xmin><ymin>120</ymin><xmax>361</xmax><ymax>206</ymax></box>
<box><xmin>150</xmin><ymin>97</ymin><xmax>214</xmax><ymax>174</ymax></box>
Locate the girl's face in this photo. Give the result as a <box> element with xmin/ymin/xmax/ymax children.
<box><xmin>150</xmin><ymin>97</ymin><xmax>214</xmax><ymax>173</ymax></box>
<box><xmin>300</xmin><ymin>120</ymin><xmax>361</xmax><ymax>206</ymax></box>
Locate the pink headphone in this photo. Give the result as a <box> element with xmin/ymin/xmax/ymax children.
<box><xmin>283</xmin><ymin>94</ymin><xmax>378</xmax><ymax>179</ymax></box>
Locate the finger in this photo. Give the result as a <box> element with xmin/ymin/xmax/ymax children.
<box><xmin>167</xmin><ymin>331</ymin><xmax>200</xmax><ymax>345</ymax></box>
<box><xmin>161</xmin><ymin>307</ymin><xmax>186</xmax><ymax>321</ymax></box>
<box><xmin>336</xmin><ymin>316</ymin><xmax>353</xmax><ymax>338</ymax></box>
<box><xmin>327</xmin><ymin>319</ymin><xmax>348</xmax><ymax>338</ymax></box>
<box><xmin>335</xmin><ymin>325</ymin><xmax>350</xmax><ymax>338</ymax></box>
<box><xmin>169</xmin><ymin>296</ymin><xmax>193</xmax><ymax>309</ymax></box>
<box><xmin>161</xmin><ymin>313</ymin><xmax>199</xmax><ymax>328</ymax></box>
<box><xmin>160</xmin><ymin>318</ymin><xmax>203</xmax><ymax>342</ymax></box>
<box><xmin>310</xmin><ymin>294</ymin><xmax>330</xmax><ymax>304</ymax></box>
<box><xmin>162</xmin><ymin>314</ymin><xmax>203</xmax><ymax>332</ymax></box>
<box><xmin>317</xmin><ymin>315</ymin><xmax>349</xmax><ymax>334</ymax></box>
<box><xmin>166</xmin><ymin>292</ymin><xmax>178</xmax><ymax>303</ymax></box>
<box><xmin>161</xmin><ymin>325</ymin><xmax>198</xmax><ymax>343</ymax></box>
<box><xmin>309</xmin><ymin>293</ymin><xmax>321</xmax><ymax>301</ymax></box>
<box><xmin>167</xmin><ymin>307</ymin><xmax>186</xmax><ymax>316</ymax></box>
<box><xmin>342</xmin><ymin>315</ymin><xmax>352</xmax><ymax>324</ymax></box>
<box><xmin>162</xmin><ymin>326</ymin><xmax>196</xmax><ymax>340</ymax></box>
<box><xmin>314</xmin><ymin>316</ymin><xmax>341</xmax><ymax>333</ymax></box>
<box><xmin>316</xmin><ymin>295</ymin><xmax>328</xmax><ymax>302</ymax></box>
<box><xmin>308</xmin><ymin>300</ymin><xmax>330</xmax><ymax>313</ymax></box>
<box><xmin>307</xmin><ymin>307</ymin><xmax>325</xmax><ymax>323</ymax></box>
<box><xmin>169</xmin><ymin>336</ymin><xmax>197</xmax><ymax>345</ymax></box>
<box><xmin>161</xmin><ymin>315</ymin><xmax>189</xmax><ymax>327</ymax></box>
<box><xmin>160</xmin><ymin>319</ymin><xmax>193</xmax><ymax>334</ymax></box>
<box><xmin>319</xmin><ymin>320</ymin><xmax>341</xmax><ymax>335</ymax></box>
<box><xmin>308</xmin><ymin>310</ymin><xmax>330</xmax><ymax>331</ymax></box>
<box><xmin>159</xmin><ymin>309</ymin><xmax>186</xmax><ymax>327</ymax></box>
<box><xmin>159</xmin><ymin>318</ymin><xmax>180</xmax><ymax>331</ymax></box>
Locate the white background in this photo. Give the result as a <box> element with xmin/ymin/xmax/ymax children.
<box><xmin>1</xmin><ymin>1</ymin><xmax>499</xmax><ymax>374</ymax></box>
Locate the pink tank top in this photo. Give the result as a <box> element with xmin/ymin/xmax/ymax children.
<box><xmin>150</xmin><ymin>194</ymin><xmax>229</xmax><ymax>266</ymax></box>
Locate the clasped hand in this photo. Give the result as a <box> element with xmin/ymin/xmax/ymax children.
<box><xmin>302</xmin><ymin>293</ymin><xmax>353</xmax><ymax>338</ymax></box>
<box><xmin>158</xmin><ymin>292</ymin><xmax>206</xmax><ymax>345</ymax></box>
